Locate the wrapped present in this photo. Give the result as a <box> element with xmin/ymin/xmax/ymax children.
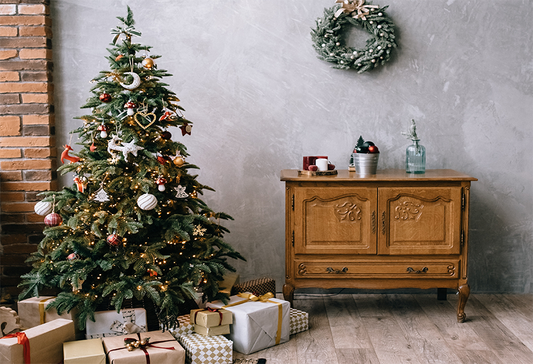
<box><xmin>193</xmin><ymin>324</ymin><xmax>230</xmax><ymax>336</ymax></box>
<box><xmin>102</xmin><ymin>330</ymin><xmax>185</xmax><ymax>364</ymax></box>
<box><xmin>231</xmin><ymin>277</ymin><xmax>275</xmax><ymax>296</ymax></box>
<box><xmin>86</xmin><ymin>308</ymin><xmax>147</xmax><ymax>339</ymax></box>
<box><xmin>0</xmin><ymin>318</ymin><xmax>75</xmax><ymax>364</ymax></box>
<box><xmin>165</xmin><ymin>314</ymin><xmax>194</xmax><ymax>339</ymax></box>
<box><xmin>218</xmin><ymin>272</ymin><xmax>239</xmax><ymax>296</ymax></box>
<box><xmin>17</xmin><ymin>296</ymin><xmax>77</xmax><ymax>329</ymax></box>
<box><xmin>179</xmin><ymin>333</ymin><xmax>232</xmax><ymax>364</ymax></box>
<box><xmin>207</xmin><ymin>292</ymin><xmax>289</xmax><ymax>355</ymax></box>
<box><xmin>289</xmin><ymin>308</ymin><xmax>309</xmax><ymax>335</ymax></box>
<box><xmin>190</xmin><ymin>308</ymin><xmax>232</xmax><ymax>328</ymax></box>
<box><xmin>63</xmin><ymin>338</ymin><xmax>105</xmax><ymax>364</ymax></box>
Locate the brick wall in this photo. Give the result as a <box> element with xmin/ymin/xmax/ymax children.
<box><xmin>0</xmin><ymin>0</ymin><xmax>56</xmax><ymax>301</ymax></box>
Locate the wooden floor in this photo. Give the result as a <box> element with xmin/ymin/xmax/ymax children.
<box><xmin>233</xmin><ymin>293</ymin><xmax>533</xmax><ymax>364</ymax></box>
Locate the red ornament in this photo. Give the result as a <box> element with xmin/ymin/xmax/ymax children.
<box><xmin>106</xmin><ymin>233</ymin><xmax>121</xmax><ymax>246</ymax></box>
<box><xmin>161</xmin><ymin>131</ymin><xmax>172</xmax><ymax>140</ymax></box>
<box><xmin>308</xmin><ymin>165</ymin><xmax>318</xmax><ymax>172</ymax></box>
<box><xmin>157</xmin><ymin>155</ymin><xmax>171</xmax><ymax>165</ymax></box>
<box><xmin>44</xmin><ymin>213</ymin><xmax>62</xmax><ymax>227</ymax></box>
<box><xmin>328</xmin><ymin>164</ymin><xmax>336</xmax><ymax>170</ymax></box>
<box><xmin>159</xmin><ymin>111</ymin><xmax>172</xmax><ymax>121</ymax></box>
<box><xmin>67</xmin><ymin>253</ymin><xmax>79</xmax><ymax>261</ymax></box>
<box><xmin>97</xmin><ymin>124</ymin><xmax>109</xmax><ymax>138</ymax></box>
<box><xmin>61</xmin><ymin>145</ymin><xmax>80</xmax><ymax>164</ymax></box>
<box><xmin>156</xmin><ymin>177</ymin><xmax>167</xmax><ymax>191</ymax></box>
<box><xmin>148</xmin><ymin>269</ymin><xmax>158</xmax><ymax>277</ymax></box>
<box><xmin>179</xmin><ymin>122</ymin><xmax>192</xmax><ymax>136</ymax></box>
<box><xmin>99</xmin><ymin>93</ymin><xmax>112</xmax><ymax>103</ymax></box>
<box><xmin>90</xmin><ymin>141</ymin><xmax>97</xmax><ymax>152</ymax></box>
<box><xmin>368</xmin><ymin>145</ymin><xmax>379</xmax><ymax>153</ymax></box>
<box><xmin>124</xmin><ymin>101</ymin><xmax>136</xmax><ymax>116</ymax></box>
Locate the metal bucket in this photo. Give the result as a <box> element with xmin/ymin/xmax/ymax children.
<box><xmin>353</xmin><ymin>153</ymin><xmax>379</xmax><ymax>175</ymax></box>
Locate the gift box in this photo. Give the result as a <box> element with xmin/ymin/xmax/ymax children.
<box><xmin>165</xmin><ymin>314</ymin><xmax>194</xmax><ymax>339</ymax></box>
<box><xmin>17</xmin><ymin>296</ymin><xmax>77</xmax><ymax>329</ymax></box>
<box><xmin>289</xmin><ymin>308</ymin><xmax>309</xmax><ymax>335</ymax></box>
<box><xmin>179</xmin><ymin>333</ymin><xmax>232</xmax><ymax>364</ymax></box>
<box><xmin>0</xmin><ymin>318</ymin><xmax>75</xmax><ymax>364</ymax></box>
<box><xmin>86</xmin><ymin>308</ymin><xmax>147</xmax><ymax>339</ymax></box>
<box><xmin>193</xmin><ymin>324</ymin><xmax>230</xmax><ymax>336</ymax></box>
<box><xmin>218</xmin><ymin>272</ymin><xmax>239</xmax><ymax>296</ymax></box>
<box><xmin>231</xmin><ymin>277</ymin><xmax>275</xmax><ymax>297</ymax></box>
<box><xmin>102</xmin><ymin>330</ymin><xmax>185</xmax><ymax>364</ymax></box>
<box><xmin>63</xmin><ymin>338</ymin><xmax>106</xmax><ymax>364</ymax></box>
<box><xmin>207</xmin><ymin>293</ymin><xmax>290</xmax><ymax>354</ymax></box>
<box><xmin>190</xmin><ymin>309</ymin><xmax>232</xmax><ymax>328</ymax></box>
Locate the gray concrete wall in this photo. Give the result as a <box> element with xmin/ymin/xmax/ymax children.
<box><xmin>51</xmin><ymin>0</ymin><xmax>533</xmax><ymax>293</ymax></box>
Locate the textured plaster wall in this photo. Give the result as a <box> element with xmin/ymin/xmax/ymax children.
<box><xmin>51</xmin><ymin>0</ymin><xmax>533</xmax><ymax>293</ymax></box>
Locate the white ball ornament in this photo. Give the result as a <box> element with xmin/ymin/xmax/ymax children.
<box><xmin>137</xmin><ymin>193</ymin><xmax>157</xmax><ymax>210</ymax></box>
<box><xmin>34</xmin><ymin>200</ymin><xmax>53</xmax><ymax>216</ymax></box>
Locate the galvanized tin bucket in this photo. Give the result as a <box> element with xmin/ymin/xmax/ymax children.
<box><xmin>353</xmin><ymin>153</ymin><xmax>379</xmax><ymax>175</ymax></box>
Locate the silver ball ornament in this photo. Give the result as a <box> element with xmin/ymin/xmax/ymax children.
<box><xmin>34</xmin><ymin>200</ymin><xmax>53</xmax><ymax>216</ymax></box>
<box><xmin>137</xmin><ymin>193</ymin><xmax>157</xmax><ymax>210</ymax></box>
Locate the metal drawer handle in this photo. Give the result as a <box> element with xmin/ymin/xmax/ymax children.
<box><xmin>406</xmin><ymin>267</ymin><xmax>428</xmax><ymax>274</ymax></box>
<box><xmin>326</xmin><ymin>267</ymin><xmax>348</xmax><ymax>274</ymax></box>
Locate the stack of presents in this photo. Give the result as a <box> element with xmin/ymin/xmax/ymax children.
<box><xmin>0</xmin><ymin>274</ymin><xmax>309</xmax><ymax>364</ymax></box>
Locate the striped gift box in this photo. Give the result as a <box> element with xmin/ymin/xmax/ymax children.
<box><xmin>179</xmin><ymin>333</ymin><xmax>232</xmax><ymax>364</ymax></box>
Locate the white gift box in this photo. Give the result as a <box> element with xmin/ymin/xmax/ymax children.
<box><xmin>85</xmin><ymin>308</ymin><xmax>147</xmax><ymax>339</ymax></box>
<box><xmin>17</xmin><ymin>296</ymin><xmax>76</xmax><ymax>329</ymax></box>
<box><xmin>179</xmin><ymin>333</ymin><xmax>232</xmax><ymax>364</ymax></box>
<box><xmin>206</xmin><ymin>293</ymin><xmax>290</xmax><ymax>355</ymax></box>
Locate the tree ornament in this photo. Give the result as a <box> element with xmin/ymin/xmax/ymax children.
<box><xmin>173</xmin><ymin>156</ymin><xmax>185</xmax><ymax>167</ymax></box>
<box><xmin>311</xmin><ymin>0</ymin><xmax>397</xmax><ymax>73</ymax></box>
<box><xmin>159</xmin><ymin>111</ymin><xmax>172</xmax><ymax>122</ymax></box>
<box><xmin>156</xmin><ymin>177</ymin><xmax>167</xmax><ymax>192</ymax></box>
<box><xmin>161</xmin><ymin>131</ymin><xmax>172</xmax><ymax>140</ymax></box>
<box><xmin>34</xmin><ymin>200</ymin><xmax>53</xmax><ymax>216</ymax></box>
<box><xmin>60</xmin><ymin>145</ymin><xmax>80</xmax><ymax>164</ymax></box>
<box><xmin>137</xmin><ymin>193</ymin><xmax>158</xmax><ymax>210</ymax></box>
<box><xmin>107</xmin><ymin>135</ymin><xmax>144</xmax><ymax>159</ymax></box>
<box><xmin>120</xmin><ymin>72</ymin><xmax>141</xmax><ymax>90</ymax></box>
<box><xmin>107</xmin><ymin>233</ymin><xmax>121</xmax><ymax>246</ymax></box>
<box><xmin>73</xmin><ymin>175</ymin><xmax>88</xmax><ymax>192</ymax></box>
<box><xmin>93</xmin><ymin>185</ymin><xmax>110</xmax><ymax>202</ymax></box>
<box><xmin>134</xmin><ymin>112</ymin><xmax>157</xmax><ymax>129</ymax></box>
<box><xmin>124</xmin><ymin>101</ymin><xmax>137</xmax><ymax>116</ymax></box>
<box><xmin>193</xmin><ymin>225</ymin><xmax>207</xmax><ymax>237</ymax></box>
<box><xmin>44</xmin><ymin>212</ymin><xmax>62</xmax><ymax>227</ymax></box>
<box><xmin>99</xmin><ymin>93</ymin><xmax>112</xmax><ymax>102</ymax></box>
<box><xmin>179</xmin><ymin>121</ymin><xmax>192</xmax><ymax>136</ymax></box>
<box><xmin>175</xmin><ymin>185</ymin><xmax>189</xmax><ymax>199</ymax></box>
<box><xmin>97</xmin><ymin>124</ymin><xmax>109</xmax><ymax>138</ymax></box>
<box><xmin>90</xmin><ymin>141</ymin><xmax>97</xmax><ymax>152</ymax></box>
<box><xmin>67</xmin><ymin>252</ymin><xmax>79</xmax><ymax>261</ymax></box>
<box><xmin>142</xmin><ymin>57</ymin><xmax>155</xmax><ymax>69</ymax></box>
<box><xmin>157</xmin><ymin>155</ymin><xmax>171</xmax><ymax>165</ymax></box>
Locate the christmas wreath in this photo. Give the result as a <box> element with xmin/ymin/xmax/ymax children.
<box><xmin>311</xmin><ymin>0</ymin><xmax>397</xmax><ymax>73</ymax></box>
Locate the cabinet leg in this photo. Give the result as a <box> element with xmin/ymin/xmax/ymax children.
<box><xmin>437</xmin><ymin>288</ymin><xmax>447</xmax><ymax>301</ymax></box>
<box><xmin>283</xmin><ymin>283</ymin><xmax>295</xmax><ymax>306</ymax></box>
<box><xmin>457</xmin><ymin>284</ymin><xmax>470</xmax><ymax>323</ymax></box>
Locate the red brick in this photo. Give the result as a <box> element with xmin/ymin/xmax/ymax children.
<box><xmin>19</xmin><ymin>26</ymin><xmax>51</xmax><ymax>37</ymax></box>
<box><xmin>0</xmin><ymin>234</ymin><xmax>27</xmax><ymax>246</ymax></box>
<box><xmin>1</xmin><ymin>180</ymin><xmax>57</xmax><ymax>191</ymax></box>
<box><xmin>0</xmin><ymin>49</ymin><xmax>17</xmax><ymax>60</ymax></box>
<box><xmin>0</xmin><ymin>115</ymin><xmax>21</xmax><ymax>136</ymax></box>
<box><xmin>23</xmin><ymin>124</ymin><xmax>53</xmax><ymax>136</ymax></box>
<box><xmin>0</xmin><ymin>71</ymin><xmax>19</xmax><ymax>81</ymax></box>
<box><xmin>25</xmin><ymin>191</ymin><xmax>42</xmax><ymax>201</ymax></box>
<box><xmin>2</xmin><ymin>244</ymin><xmax>39</xmax><ymax>254</ymax></box>
<box><xmin>18</xmin><ymin>4</ymin><xmax>47</xmax><ymax>15</ymax></box>
<box><xmin>0</xmin><ymin>136</ymin><xmax>53</xmax><ymax>147</ymax></box>
<box><xmin>1</xmin><ymin>254</ymin><xmax>32</xmax><ymax>266</ymax></box>
<box><xmin>22</xmin><ymin>114</ymin><xmax>53</xmax><ymax>125</ymax></box>
<box><xmin>0</xmin><ymin>171</ymin><xmax>22</xmax><ymax>180</ymax></box>
<box><xmin>1</xmin><ymin>158</ymin><xmax>53</xmax><ymax>170</ymax></box>
<box><xmin>0</xmin><ymin>15</ymin><xmax>47</xmax><ymax>26</ymax></box>
<box><xmin>0</xmin><ymin>103</ymin><xmax>50</xmax><ymax>114</ymax></box>
<box><xmin>0</xmin><ymin>214</ymin><xmax>26</xmax><ymax>223</ymax></box>
<box><xmin>0</xmin><ymin>148</ymin><xmax>21</xmax><ymax>158</ymax></box>
<box><xmin>0</xmin><ymin>94</ymin><xmax>20</xmax><ymax>103</ymax></box>
<box><xmin>0</xmin><ymin>60</ymin><xmax>48</xmax><ymax>71</ymax></box>
<box><xmin>23</xmin><ymin>147</ymin><xmax>54</xmax><ymax>158</ymax></box>
<box><xmin>0</xmin><ymin>37</ymin><xmax>47</xmax><ymax>48</ymax></box>
<box><xmin>24</xmin><ymin>170</ymin><xmax>53</xmax><ymax>180</ymax></box>
<box><xmin>21</xmin><ymin>71</ymin><xmax>49</xmax><ymax>82</ymax></box>
<box><xmin>1</xmin><ymin>202</ymin><xmax>36</xmax><ymax>212</ymax></box>
<box><xmin>0</xmin><ymin>4</ymin><xmax>16</xmax><ymax>14</ymax></box>
<box><xmin>21</xmin><ymin>93</ymin><xmax>50</xmax><ymax>103</ymax></box>
<box><xmin>0</xmin><ymin>82</ymin><xmax>48</xmax><ymax>93</ymax></box>
<box><xmin>27</xmin><ymin>213</ymin><xmax>46</xmax><ymax>222</ymax></box>
<box><xmin>19</xmin><ymin>48</ymin><xmax>51</xmax><ymax>59</ymax></box>
<box><xmin>1</xmin><ymin>223</ymin><xmax>45</xmax><ymax>234</ymax></box>
<box><xmin>0</xmin><ymin>192</ymin><xmax>25</xmax><ymax>202</ymax></box>
<box><xmin>0</xmin><ymin>26</ymin><xmax>17</xmax><ymax>37</ymax></box>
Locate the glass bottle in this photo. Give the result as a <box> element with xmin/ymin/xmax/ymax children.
<box><xmin>405</xmin><ymin>139</ymin><xmax>426</xmax><ymax>173</ymax></box>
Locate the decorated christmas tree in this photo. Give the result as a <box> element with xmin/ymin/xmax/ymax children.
<box><xmin>19</xmin><ymin>7</ymin><xmax>244</xmax><ymax>330</ymax></box>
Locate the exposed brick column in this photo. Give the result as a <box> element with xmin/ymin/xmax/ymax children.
<box><xmin>0</xmin><ymin>0</ymin><xmax>56</xmax><ymax>301</ymax></box>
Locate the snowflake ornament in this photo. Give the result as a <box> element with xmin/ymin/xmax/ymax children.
<box><xmin>193</xmin><ymin>225</ymin><xmax>206</xmax><ymax>237</ymax></box>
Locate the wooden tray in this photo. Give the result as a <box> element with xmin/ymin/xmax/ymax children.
<box><xmin>298</xmin><ymin>169</ymin><xmax>338</xmax><ymax>176</ymax></box>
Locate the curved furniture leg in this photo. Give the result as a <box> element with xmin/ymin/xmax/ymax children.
<box><xmin>457</xmin><ymin>284</ymin><xmax>470</xmax><ymax>323</ymax></box>
<box><xmin>283</xmin><ymin>283</ymin><xmax>295</xmax><ymax>306</ymax></box>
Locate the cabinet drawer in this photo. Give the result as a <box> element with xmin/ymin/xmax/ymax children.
<box><xmin>295</xmin><ymin>260</ymin><xmax>459</xmax><ymax>279</ymax></box>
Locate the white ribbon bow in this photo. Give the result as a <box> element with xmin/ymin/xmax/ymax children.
<box><xmin>334</xmin><ymin>0</ymin><xmax>379</xmax><ymax>20</ymax></box>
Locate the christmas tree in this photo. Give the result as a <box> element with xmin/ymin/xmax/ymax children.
<box><xmin>19</xmin><ymin>7</ymin><xmax>244</xmax><ymax>330</ymax></box>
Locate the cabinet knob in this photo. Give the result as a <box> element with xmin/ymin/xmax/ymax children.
<box><xmin>406</xmin><ymin>267</ymin><xmax>428</xmax><ymax>274</ymax></box>
<box><xmin>326</xmin><ymin>267</ymin><xmax>348</xmax><ymax>274</ymax></box>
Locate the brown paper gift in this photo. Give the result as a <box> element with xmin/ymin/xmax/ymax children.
<box><xmin>193</xmin><ymin>324</ymin><xmax>230</xmax><ymax>336</ymax></box>
<box><xmin>190</xmin><ymin>309</ymin><xmax>232</xmax><ymax>328</ymax></box>
<box><xmin>218</xmin><ymin>272</ymin><xmax>239</xmax><ymax>296</ymax></box>
<box><xmin>102</xmin><ymin>330</ymin><xmax>185</xmax><ymax>364</ymax></box>
<box><xmin>0</xmin><ymin>318</ymin><xmax>75</xmax><ymax>364</ymax></box>
<box><xmin>63</xmin><ymin>338</ymin><xmax>106</xmax><ymax>364</ymax></box>
<box><xmin>17</xmin><ymin>296</ymin><xmax>76</xmax><ymax>329</ymax></box>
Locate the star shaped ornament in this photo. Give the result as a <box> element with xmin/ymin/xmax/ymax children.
<box><xmin>121</xmin><ymin>139</ymin><xmax>144</xmax><ymax>158</ymax></box>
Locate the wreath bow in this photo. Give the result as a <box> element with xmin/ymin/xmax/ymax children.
<box><xmin>334</xmin><ymin>0</ymin><xmax>379</xmax><ymax>20</ymax></box>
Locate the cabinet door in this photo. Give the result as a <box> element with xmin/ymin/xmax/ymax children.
<box><xmin>378</xmin><ymin>187</ymin><xmax>462</xmax><ymax>255</ymax></box>
<box><xmin>294</xmin><ymin>187</ymin><xmax>377</xmax><ymax>255</ymax></box>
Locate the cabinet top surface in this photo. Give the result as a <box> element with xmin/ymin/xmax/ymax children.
<box><xmin>280</xmin><ymin>169</ymin><xmax>477</xmax><ymax>182</ymax></box>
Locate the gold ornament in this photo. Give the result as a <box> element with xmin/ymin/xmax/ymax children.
<box><xmin>127</xmin><ymin>344</ymin><xmax>134</xmax><ymax>351</ymax></box>
<box><xmin>142</xmin><ymin>57</ymin><xmax>154</xmax><ymax>69</ymax></box>
<box><xmin>173</xmin><ymin>156</ymin><xmax>185</xmax><ymax>167</ymax></box>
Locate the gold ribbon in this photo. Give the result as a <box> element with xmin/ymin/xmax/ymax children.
<box><xmin>38</xmin><ymin>297</ymin><xmax>55</xmax><ymax>325</ymax></box>
<box><xmin>335</xmin><ymin>0</ymin><xmax>379</xmax><ymax>20</ymax></box>
<box><xmin>222</xmin><ymin>292</ymin><xmax>283</xmax><ymax>345</ymax></box>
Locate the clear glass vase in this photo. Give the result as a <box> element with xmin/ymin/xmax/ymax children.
<box><xmin>405</xmin><ymin>139</ymin><xmax>426</xmax><ymax>174</ymax></box>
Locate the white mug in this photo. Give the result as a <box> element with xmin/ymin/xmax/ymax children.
<box><xmin>315</xmin><ymin>158</ymin><xmax>329</xmax><ymax>171</ymax></box>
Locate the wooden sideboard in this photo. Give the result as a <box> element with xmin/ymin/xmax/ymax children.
<box><xmin>281</xmin><ymin>169</ymin><xmax>477</xmax><ymax>322</ymax></box>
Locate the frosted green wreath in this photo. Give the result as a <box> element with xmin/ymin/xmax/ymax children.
<box><xmin>311</xmin><ymin>0</ymin><xmax>397</xmax><ymax>73</ymax></box>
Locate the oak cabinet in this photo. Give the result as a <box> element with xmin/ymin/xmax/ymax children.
<box><xmin>281</xmin><ymin>169</ymin><xmax>477</xmax><ymax>322</ymax></box>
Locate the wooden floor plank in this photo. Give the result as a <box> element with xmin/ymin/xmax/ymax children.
<box><xmin>335</xmin><ymin>348</ymin><xmax>381</xmax><ymax>364</ymax></box>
